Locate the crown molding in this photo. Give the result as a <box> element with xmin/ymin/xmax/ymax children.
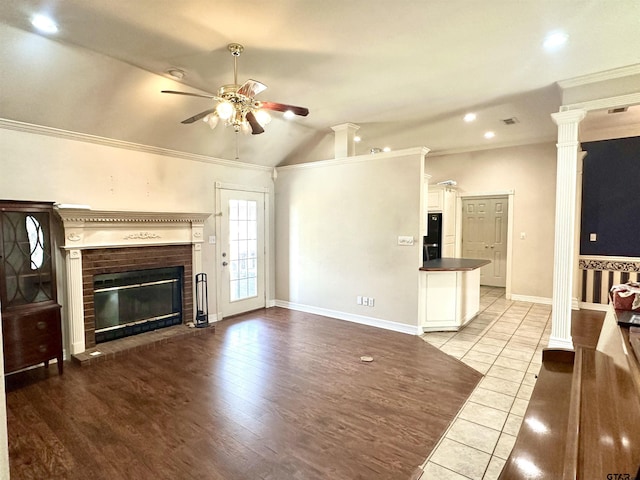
<box><xmin>0</xmin><ymin>118</ymin><xmax>272</xmax><ymax>172</ymax></box>
<box><xmin>560</xmin><ymin>92</ymin><xmax>640</xmax><ymax>113</ymax></box>
<box><xmin>557</xmin><ymin>64</ymin><xmax>640</xmax><ymax>90</ymax></box>
<box><xmin>277</xmin><ymin>146</ymin><xmax>430</xmax><ymax>171</ymax></box>
<box><xmin>426</xmin><ymin>135</ymin><xmax>556</xmax><ymax>158</ymax></box>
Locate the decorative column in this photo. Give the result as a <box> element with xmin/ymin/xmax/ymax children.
<box><xmin>65</xmin><ymin>249</ymin><xmax>86</xmax><ymax>354</ymax></box>
<box><xmin>331</xmin><ymin>123</ymin><xmax>360</xmax><ymax>158</ymax></box>
<box><xmin>549</xmin><ymin>109</ymin><xmax>586</xmax><ymax>349</ymax></box>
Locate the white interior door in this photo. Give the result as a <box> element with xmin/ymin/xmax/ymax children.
<box><xmin>219</xmin><ymin>189</ymin><xmax>265</xmax><ymax>317</ymax></box>
<box><xmin>462</xmin><ymin>196</ymin><xmax>508</xmax><ymax>287</ymax></box>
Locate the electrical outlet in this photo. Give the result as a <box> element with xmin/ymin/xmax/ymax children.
<box><xmin>362</xmin><ymin>297</ymin><xmax>369</xmax><ymax>306</ymax></box>
<box><xmin>369</xmin><ymin>298</ymin><xmax>375</xmax><ymax>307</ymax></box>
<box><xmin>590</xmin><ymin>233</ymin><xmax>597</xmax><ymax>242</ymax></box>
<box><xmin>357</xmin><ymin>296</ymin><xmax>363</xmax><ymax>305</ymax></box>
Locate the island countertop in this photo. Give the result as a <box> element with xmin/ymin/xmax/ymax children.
<box><xmin>419</xmin><ymin>258</ymin><xmax>491</xmax><ymax>272</ymax></box>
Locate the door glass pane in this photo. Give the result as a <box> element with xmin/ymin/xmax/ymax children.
<box><xmin>228</xmin><ymin>199</ymin><xmax>258</xmax><ymax>302</ymax></box>
<box><xmin>2</xmin><ymin>211</ymin><xmax>53</xmax><ymax>306</ymax></box>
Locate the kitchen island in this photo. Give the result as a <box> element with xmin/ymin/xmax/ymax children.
<box><xmin>418</xmin><ymin>258</ymin><xmax>491</xmax><ymax>332</ymax></box>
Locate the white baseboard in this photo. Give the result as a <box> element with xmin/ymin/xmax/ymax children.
<box><xmin>510</xmin><ymin>294</ymin><xmax>552</xmax><ymax>305</ymax></box>
<box><xmin>578</xmin><ymin>301</ymin><xmax>610</xmax><ymax>312</ymax></box>
<box><xmin>266</xmin><ymin>299</ymin><xmax>276</xmax><ymax>308</ymax></box>
<box><xmin>274</xmin><ymin>300</ymin><xmax>422</xmax><ymax>335</ymax></box>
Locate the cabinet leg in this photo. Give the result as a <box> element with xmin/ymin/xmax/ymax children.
<box><xmin>44</xmin><ymin>359</ymin><xmax>49</xmax><ymax>369</ymax></box>
<box><xmin>57</xmin><ymin>355</ymin><xmax>63</xmax><ymax>375</ymax></box>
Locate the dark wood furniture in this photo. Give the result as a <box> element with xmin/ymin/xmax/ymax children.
<box><xmin>500</xmin><ymin>308</ymin><xmax>640</xmax><ymax>479</ymax></box>
<box><xmin>1</xmin><ymin>200</ymin><xmax>63</xmax><ymax>375</ymax></box>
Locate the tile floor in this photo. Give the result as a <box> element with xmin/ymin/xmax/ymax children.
<box><xmin>416</xmin><ymin>286</ymin><xmax>551</xmax><ymax>480</ymax></box>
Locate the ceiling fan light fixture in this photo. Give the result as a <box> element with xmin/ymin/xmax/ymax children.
<box><xmin>283</xmin><ymin>110</ymin><xmax>295</xmax><ymax>120</ymax></box>
<box><xmin>255</xmin><ymin>110</ymin><xmax>272</xmax><ymax>126</ymax></box>
<box><xmin>205</xmin><ymin>114</ymin><xmax>219</xmax><ymax>129</ymax></box>
<box><xmin>216</xmin><ymin>101</ymin><xmax>234</xmax><ymax>120</ymax></box>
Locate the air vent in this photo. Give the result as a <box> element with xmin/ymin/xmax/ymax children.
<box><xmin>501</xmin><ymin>117</ymin><xmax>519</xmax><ymax>125</ymax></box>
<box><xmin>608</xmin><ymin>107</ymin><xmax>628</xmax><ymax>114</ymax></box>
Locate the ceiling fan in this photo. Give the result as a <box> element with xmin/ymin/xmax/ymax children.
<box><xmin>162</xmin><ymin>43</ymin><xmax>309</xmax><ymax>135</ymax></box>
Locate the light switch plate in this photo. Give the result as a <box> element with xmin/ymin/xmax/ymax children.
<box><xmin>398</xmin><ymin>236</ymin><xmax>414</xmax><ymax>246</ymax></box>
<box><xmin>589</xmin><ymin>233</ymin><xmax>597</xmax><ymax>242</ymax></box>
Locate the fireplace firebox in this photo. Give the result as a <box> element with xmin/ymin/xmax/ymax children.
<box><xmin>93</xmin><ymin>266</ymin><xmax>183</xmax><ymax>343</ymax></box>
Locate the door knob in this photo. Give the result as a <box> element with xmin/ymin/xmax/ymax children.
<box><xmin>222</xmin><ymin>261</ymin><xmax>228</xmax><ymax>267</ymax></box>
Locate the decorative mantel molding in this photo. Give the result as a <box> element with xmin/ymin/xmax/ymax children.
<box><xmin>54</xmin><ymin>205</ymin><xmax>211</xmax><ymax>250</ymax></box>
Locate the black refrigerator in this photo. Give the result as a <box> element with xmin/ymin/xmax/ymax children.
<box><xmin>423</xmin><ymin>213</ymin><xmax>442</xmax><ymax>261</ymax></box>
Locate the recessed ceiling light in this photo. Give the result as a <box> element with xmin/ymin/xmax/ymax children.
<box><xmin>166</xmin><ymin>68</ymin><xmax>186</xmax><ymax>80</ymax></box>
<box><xmin>484</xmin><ymin>131</ymin><xmax>495</xmax><ymax>139</ymax></box>
<box><xmin>463</xmin><ymin>113</ymin><xmax>477</xmax><ymax>122</ymax></box>
<box><xmin>382</xmin><ymin>147</ymin><xmax>391</xmax><ymax>153</ymax></box>
<box><xmin>283</xmin><ymin>110</ymin><xmax>295</xmax><ymax>120</ymax></box>
<box><xmin>31</xmin><ymin>14</ymin><xmax>58</xmax><ymax>34</ymax></box>
<box><xmin>353</xmin><ymin>135</ymin><xmax>361</xmax><ymax>143</ymax></box>
<box><xmin>543</xmin><ymin>31</ymin><xmax>568</xmax><ymax>50</ymax></box>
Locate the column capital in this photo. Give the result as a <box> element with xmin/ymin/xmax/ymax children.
<box><xmin>552</xmin><ymin>108</ymin><xmax>587</xmax><ymax>126</ymax></box>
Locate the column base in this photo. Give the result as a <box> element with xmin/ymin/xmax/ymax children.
<box><xmin>548</xmin><ymin>335</ymin><xmax>574</xmax><ymax>350</ymax></box>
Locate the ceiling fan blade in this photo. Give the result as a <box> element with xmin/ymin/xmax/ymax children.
<box><xmin>260</xmin><ymin>101</ymin><xmax>309</xmax><ymax>117</ymax></box>
<box><xmin>162</xmin><ymin>90</ymin><xmax>216</xmax><ymax>100</ymax></box>
<box><xmin>237</xmin><ymin>79</ymin><xmax>267</xmax><ymax>98</ymax></box>
<box><xmin>245</xmin><ymin>111</ymin><xmax>265</xmax><ymax>135</ymax></box>
<box><xmin>181</xmin><ymin>108</ymin><xmax>217</xmax><ymax>124</ymax></box>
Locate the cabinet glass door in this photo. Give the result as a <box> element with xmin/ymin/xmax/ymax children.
<box><xmin>1</xmin><ymin>211</ymin><xmax>54</xmax><ymax>307</ymax></box>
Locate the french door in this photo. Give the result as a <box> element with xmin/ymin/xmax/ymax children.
<box><xmin>219</xmin><ymin>189</ymin><xmax>265</xmax><ymax>317</ymax></box>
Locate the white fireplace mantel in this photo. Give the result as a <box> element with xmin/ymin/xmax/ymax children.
<box><xmin>54</xmin><ymin>205</ymin><xmax>212</xmax><ymax>355</ymax></box>
<box><xmin>54</xmin><ymin>204</ymin><xmax>212</xmax><ymax>250</ymax></box>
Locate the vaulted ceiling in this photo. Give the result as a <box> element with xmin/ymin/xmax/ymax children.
<box><xmin>1</xmin><ymin>0</ymin><xmax>639</xmax><ymax>167</ymax></box>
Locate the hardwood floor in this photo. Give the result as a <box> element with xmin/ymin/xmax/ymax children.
<box><xmin>5</xmin><ymin>308</ymin><xmax>482</xmax><ymax>480</ymax></box>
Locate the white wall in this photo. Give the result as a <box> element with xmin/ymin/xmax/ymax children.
<box><xmin>275</xmin><ymin>148</ymin><xmax>427</xmax><ymax>333</ymax></box>
<box><xmin>0</xmin><ymin>124</ymin><xmax>275</xmax><ymax>351</ymax></box>
<box><xmin>427</xmin><ymin>142</ymin><xmax>557</xmax><ymax>299</ymax></box>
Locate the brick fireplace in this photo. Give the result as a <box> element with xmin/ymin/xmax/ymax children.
<box><xmin>55</xmin><ymin>206</ymin><xmax>211</xmax><ymax>355</ymax></box>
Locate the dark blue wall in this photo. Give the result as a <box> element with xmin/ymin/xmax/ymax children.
<box><xmin>580</xmin><ymin>136</ymin><xmax>640</xmax><ymax>257</ymax></box>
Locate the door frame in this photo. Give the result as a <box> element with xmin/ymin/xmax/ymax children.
<box><xmin>214</xmin><ymin>182</ymin><xmax>271</xmax><ymax>321</ymax></box>
<box><xmin>456</xmin><ymin>190</ymin><xmax>514</xmax><ymax>299</ymax></box>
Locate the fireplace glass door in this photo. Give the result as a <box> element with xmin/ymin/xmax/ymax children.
<box><xmin>93</xmin><ymin>266</ymin><xmax>183</xmax><ymax>343</ymax></box>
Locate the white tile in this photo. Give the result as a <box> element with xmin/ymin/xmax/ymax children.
<box><xmin>493</xmin><ymin>432</ymin><xmax>517</xmax><ymax>460</ymax></box>
<box><xmin>482</xmin><ymin>456</ymin><xmax>506</xmax><ymax>480</ymax></box>
<box><xmin>429</xmin><ymin>438</ymin><xmax>491</xmax><ymax>480</ymax></box>
<box><xmin>486</xmin><ymin>365</ymin><xmax>525</xmax><ymax>384</ymax></box>
<box><xmin>502</xmin><ymin>413</ymin><xmax>524</xmax><ymax>436</ymax></box>
<box><xmin>477</xmin><ymin>337</ymin><xmax>508</xmax><ymax>348</ymax></box>
<box><xmin>445</xmin><ymin>418</ymin><xmax>501</xmax><ymax>454</ymax></box>
<box><xmin>458</xmin><ymin>401</ymin><xmax>508</xmax><ymax>431</ymax></box>
<box><xmin>440</xmin><ymin>345</ymin><xmax>468</xmax><ymax>359</ymax></box>
<box><xmin>471</xmin><ymin>343</ymin><xmax>504</xmax><ymax>355</ymax></box>
<box><xmin>469</xmin><ymin>387</ymin><xmax>515</xmax><ymax>413</ymax></box>
<box><xmin>463</xmin><ymin>350</ymin><xmax>498</xmax><ymax>365</ymax></box>
<box><xmin>500</xmin><ymin>347</ymin><xmax>535</xmax><ymax>362</ymax></box>
<box><xmin>478</xmin><ymin>376</ymin><xmax>521</xmax><ymax>396</ymax></box>
<box><xmin>421</xmin><ymin>462</ymin><xmax>470</xmax><ymax>480</ymax></box>
<box><xmin>492</xmin><ymin>355</ymin><xmax>529</xmax><ymax>372</ymax></box>
<box><xmin>516</xmin><ymin>383</ymin><xmax>534</xmax><ymax>400</ymax></box>
<box><xmin>509</xmin><ymin>397</ymin><xmax>529</xmax><ymax>417</ymax></box>
<box><xmin>461</xmin><ymin>358</ymin><xmax>492</xmax><ymax>375</ymax></box>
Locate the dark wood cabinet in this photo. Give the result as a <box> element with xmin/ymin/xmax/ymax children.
<box><xmin>1</xmin><ymin>200</ymin><xmax>63</xmax><ymax>375</ymax></box>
